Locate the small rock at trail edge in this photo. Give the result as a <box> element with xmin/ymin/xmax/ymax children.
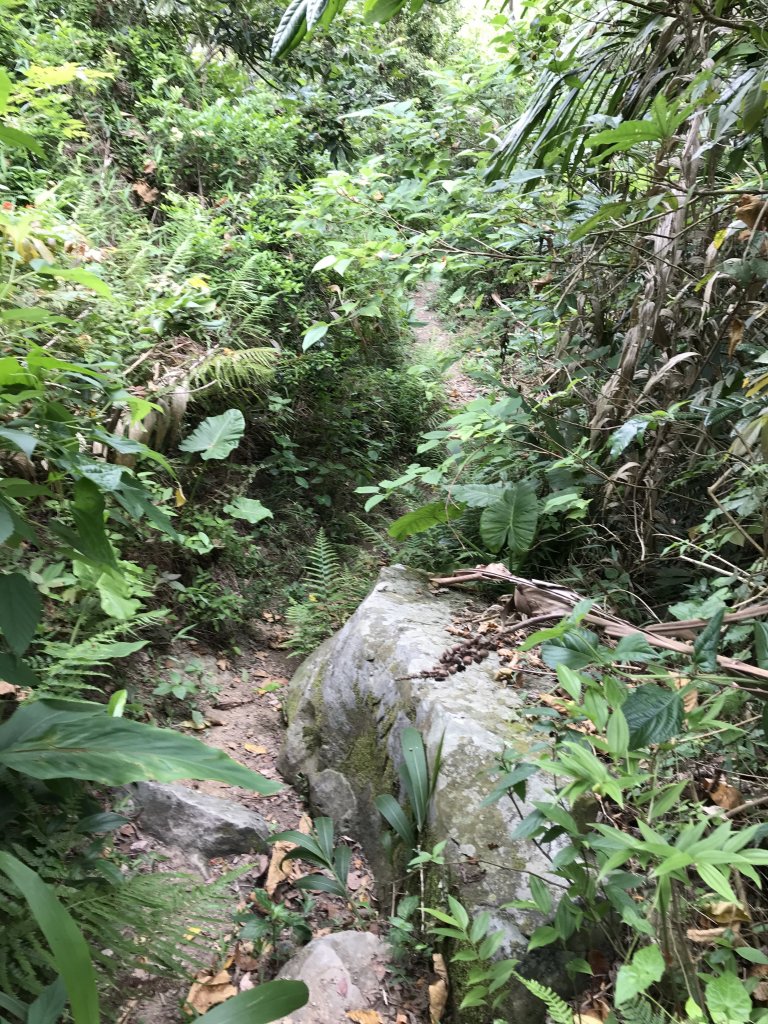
<box><xmin>128</xmin><ymin>781</ymin><xmax>271</xmax><ymax>858</ymax></box>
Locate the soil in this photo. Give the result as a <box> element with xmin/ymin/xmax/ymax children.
<box><xmin>411</xmin><ymin>283</ymin><xmax>483</xmax><ymax>406</ymax></box>
<box><xmin>116</xmin><ymin>631</ymin><xmax>424</xmax><ymax>1024</ymax></box>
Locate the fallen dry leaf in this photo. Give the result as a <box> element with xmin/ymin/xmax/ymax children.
<box><xmin>574</xmin><ymin>1016</ymin><xmax>606</xmax><ymax>1024</ymax></box>
<box><xmin>728</xmin><ymin>319</ymin><xmax>744</xmax><ymax>359</ymax></box>
<box><xmin>239</xmin><ymin>973</ymin><xmax>254</xmax><ymax>992</ymax></box>
<box><xmin>132</xmin><ymin>180</ymin><xmax>159</xmax><ymax>204</ymax></box>
<box><xmin>429</xmin><ymin>953</ymin><xmax>449</xmax><ymax>1024</ymax></box>
<box><xmin>0</xmin><ymin>681</ymin><xmax>18</xmax><ymax>697</ymax></box>
<box><xmin>184</xmin><ymin>970</ymin><xmax>237</xmax><ymax>1015</ymax></box>
<box><xmin>346</xmin><ymin>1012</ymin><xmax>383</xmax><ymax>1024</ymax></box>
<box><xmin>702</xmin><ymin>900</ymin><xmax>751</xmax><ymax>925</ymax></box>
<box><xmin>244</xmin><ymin>743</ymin><xmax>268</xmax><ymax>755</ymax></box>
<box><xmin>687</xmin><ymin>926</ymin><xmax>728</xmax><ymax>943</ymax></box>
<box><xmin>265</xmin><ymin>840</ymin><xmax>300</xmax><ymax>896</ymax></box>
<box><xmin>709</xmin><ymin>781</ymin><xmax>744</xmax><ymax>810</ymax></box>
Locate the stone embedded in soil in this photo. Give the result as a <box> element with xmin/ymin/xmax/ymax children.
<box><xmin>276</xmin><ymin>931</ymin><xmax>387</xmax><ymax>1023</ymax></box>
<box><xmin>129</xmin><ymin>781</ymin><xmax>270</xmax><ymax>858</ymax></box>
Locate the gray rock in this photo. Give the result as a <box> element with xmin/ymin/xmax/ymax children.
<box><xmin>310</xmin><ymin>769</ymin><xmax>358</xmax><ymax>830</ymax></box>
<box><xmin>280</xmin><ymin>565</ymin><xmax>577</xmax><ymax>1020</ymax></box>
<box><xmin>276</xmin><ymin>931</ymin><xmax>386</xmax><ymax>1023</ymax></box>
<box><xmin>130</xmin><ymin>781</ymin><xmax>270</xmax><ymax>858</ymax></box>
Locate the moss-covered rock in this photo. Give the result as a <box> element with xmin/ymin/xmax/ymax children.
<box><xmin>278</xmin><ymin>565</ymin><xmax>573</xmax><ymax>1022</ymax></box>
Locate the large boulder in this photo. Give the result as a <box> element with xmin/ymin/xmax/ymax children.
<box><xmin>280</xmin><ymin>565</ymin><xmax>575</xmax><ymax>1020</ymax></box>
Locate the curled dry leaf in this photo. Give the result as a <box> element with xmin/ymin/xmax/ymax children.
<box><xmin>429</xmin><ymin>953</ymin><xmax>449</xmax><ymax>1024</ymax></box>
<box><xmin>345</xmin><ymin>1012</ymin><xmax>383</xmax><ymax>1024</ymax></box>
<box><xmin>132</xmin><ymin>179</ymin><xmax>159</xmax><ymax>204</ymax></box>
<box><xmin>687</xmin><ymin>926</ymin><xmax>728</xmax><ymax>943</ymax></box>
<box><xmin>702</xmin><ymin>900</ymin><xmax>751</xmax><ymax>925</ymax></box>
<box><xmin>265</xmin><ymin>839</ymin><xmax>300</xmax><ymax>895</ymax></box>
<box><xmin>184</xmin><ymin>970</ymin><xmax>237</xmax><ymax>1015</ymax></box>
<box><xmin>709</xmin><ymin>781</ymin><xmax>744</xmax><ymax>811</ymax></box>
<box><xmin>728</xmin><ymin>319</ymin><xmax>744</xmax><ymax>359</ymax></box>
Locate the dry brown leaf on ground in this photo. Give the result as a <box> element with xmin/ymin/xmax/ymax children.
<box><xmin>184</xmin><ymin>970</ymin><xmax>237</xmax><ymax>1015</ymax></box>
<box><xmin>265</xmin><ymin>840</ymin><xmax>299</xmax><ymax>895</ymax></box>
<box><xmin>429</xmin><ymin>953</ymin><xmax>449</xmax><ymax>1024</ymax></box>
<box><xmin>687</xmin><ymin>927</ymin><xmax>729</xmax><ymax>943</ymax></box>
<box><xmin>702</xmin><ymin>900</ymin><xmax>751</xmax><ymax>925</ymax></box>
<box><xmin>132</xmin><ymin>180</ymin><xmax>159</xmax><ymax>204</ymax></box>
<box><xmin>709</xmin><ymin>781</ymin><xmax>744</xmax><ymax>810</ymax></box>
<box><xmin>243</xmin><ymin>744</ymin><xmax>267</xmax><ymax>754</ymax></box>
<box><xmin>575</xmin><ymin>1016</ymin><xmax>606</xmax><ymax>1024</ymax></box>
<box><xmin>346</xmin><ymin>1012</ymin><xmax>383</xmax><ymax>1023</ymax></box>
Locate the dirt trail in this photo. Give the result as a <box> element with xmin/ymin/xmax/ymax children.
<box><xmin>121</xmin><ymin>634</ymin><xmax>384</xmax><ymax>1024</ymax></box>
<box><xmin>411</xmin><ymin>282</ymin><xmax>483</xmax><ymax>406</ymax></box>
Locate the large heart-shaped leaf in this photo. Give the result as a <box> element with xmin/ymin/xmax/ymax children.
<box><xmin>0</xmin><ymin>699</ymin><xmax>281</xmax><ymax>792</ymax></box>
<box><xmin>623</xmin><ymin>684</ymin><xmax>682</xmax><ymax>750</ymax></box>
<box><xmin>479</xmin><ymin>481</ymin><xmax>539</xmax><ymax>554</ymax></box>
<box><xmin>224</xmin><ymin>497</ymin><xmax>273</xmax><ymax>524</ymax></box>
<box><xmin>179</xmin><ymin>410</ymin><xmax>245</xmax><ymax>461</ymax></box>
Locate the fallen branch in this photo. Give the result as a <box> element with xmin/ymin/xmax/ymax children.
<box><xmin>431</xmin><ymin>565</ymin><xmax>768</xmax><ymax>685</ymax></box>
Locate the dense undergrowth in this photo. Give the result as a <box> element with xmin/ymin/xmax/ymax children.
<box><xmin>1</xmin><ymin>0</ymin><xmax>768</xmax><ymax>1020</ymax></box>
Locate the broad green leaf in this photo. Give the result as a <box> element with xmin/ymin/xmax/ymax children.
<box><xmin>311</xmin><ymin>254</ymin><xmax>336</xmax><ymax>272</ymax></box>
<box><xmin>692</xmin><ymin>606</ymin><xmax>725</xmax><ymax>672</ymax></box>
<box><xmin>614</xmin><ymin>944</ymin><xmax>665</xmax><ymax>1005</ymax></box>
<box><xmin>0</xmin><ymin>853</ymin><xmax>98</xmax><ymax>1024</ymax></box>
<box><xmin>179</xmin><ymin>410</ymin><xmax>245</xmax><ymax>461</ymax></box>
<box><xmin>0</xmin><ymin>503</ymin><xmax>12</xmax><ymax>544</ymax></box>
<box><xmin>622</xmin><ymin>684</ymin><xmax>682</xmax><ymax>749</ymax></box>
<box><xmin>271</xmin><ymin>0</ymin><xmax>308</xmax><ymax>59</ymax></box>
<box><xmin>606</xmin><ymin>709</ymin><xmax>629</xmax><ymax>756</ymax></box>
<box><xmin>302</xmin><ymin>322</ymin><xmax>329</xmax><ymax>351</ymax></box>
<box><xmin>0</xmin><ymin>572</ymin><xmax>41</xmax><ymax>655</ymax></box>
<box><xmin>479</xmin><ymin>481</ymin><xmax>538</xmax><ymax>554</ymax></box>
<box><xmin>400</xmin><ymin>727</ymin><xmax>429</xmax><ymax>831</ymax></box>
<box><xmin>388</xmin><ymin>500</ymin><xmax>464</xmax><ymax>540</ymax></box>
<box><xmin>194</xmin><ymin>981</ymin><xmax>308</xmax><ymax>1024</ymax></box>
<box><xmin>527</xmin><ymin>925</ymin><xmax>558</xmax><ymax>950</ymax></box>
<box><xmin>608</xmin><ymin>416</ymin><xmax>647</xmax><ymax>458</ymax></box>
<box><xmin>223</xmin><ymin>497</ymin><xmax>273</xmax><ymax>524</ymax></box>
<box><xmin>755</xmin><ymin>621</ymin><xmax>768</xmax><ymax>669</ymax></box>
<box><xmin>0</xmin><ymin>699</ymin><xmax>282</xmax><ymax>793</ymax></box>
<box><xmin>34</xmin><ymin>266</ymin><xmax>112</xmax><ymax>298</ymax></box>
<box><xmin>363</xmin><ymin>0</ymin><xmax>408</xmax><ymax>23</ymax></box>
<box><xmin>570</xmin><ymin>201</ymin><xmax>628</xmax><ymax>243</ymax></box>
<box><xmin>0</xmin><ymin>307</ymin><xmax>72</xmax><ymax>325</ymax></box>
<box><xmin>27</xmin><ymin>977</ymin><xmax>67</xmax><ymax>1024</ymax></box>
<box><xmin>0</xmin><ymin>427</ymin><xmax>37</xmax><ymax>458</ymax></box>
<box><xmin>0</xmin><ymin>69</ymin><xmax>10</xmax><ymax>115</ymax></box>
<box><xmin>67</xmin><ymin>478</ymin><xmax>116</xmax><ymax>566</ymax></box>
<box><xmin>0</xmin><ymin>652</ymin><xmax>39</xmax><ymax>686</ymax></box>
<box><xmin>0</xmin><ymin>124</ymin><xmax>44</xmax><ymax>156</ymax></box>
<box><xmin>704</xmin><ymin>972</ymin><xmax>752</xmax><ymax>1024</ymax></box>
<box><xmin>449</xmin><ymin>483</ymin><xmax>505</xmax><ymax>507</ymax></box>
<box><xmin>529</xmin><ymin>875</ymin><xmax>552</xmax><ymax>915</ymax></box>
<box><xmin>375</xmin><ymin>793</ymin><xmax>415</xmax><ymax>847</ymax></box>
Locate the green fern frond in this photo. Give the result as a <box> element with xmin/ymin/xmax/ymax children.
<box><xmin>511</xmin><ymin>971</ymin><xmax>573</xmax><ymax>1024</ymax></box>
<box><xmin>191</xmin><ymin>346</ymin><xmax>277</xmax><ymax>396</ymax></box>
<box><xmin>303</xmin><ymin>528</ymin><xmax>341</xmax><ymax>604</ymax></box>
<box><xmin>617</xmin><ymin>999</ymin><xmax>673</xmax><ymax>1024</ymax></box>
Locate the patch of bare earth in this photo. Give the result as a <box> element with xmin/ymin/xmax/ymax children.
<box><xmin>411</xmin><ymin>282</ymin><xmax>483</xmax><ymax>406</ymax></box>
<box><xmin>116</xmin><ymin>634</ymin><xmax>424</xmax><ymax>1024</ymax></box>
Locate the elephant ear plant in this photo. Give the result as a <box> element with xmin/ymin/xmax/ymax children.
<box><xmin>0</xmin><ymin>694</ymin><xmax>309</xmax><ymax>1024</ymax></box>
